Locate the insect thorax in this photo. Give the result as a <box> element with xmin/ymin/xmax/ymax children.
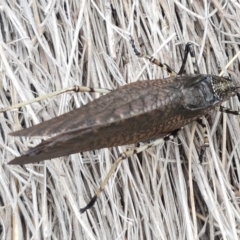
<box><xmin>182</xmin><ymin>74</ymin><xmax>235</xmax><ymax>112</ymax></box>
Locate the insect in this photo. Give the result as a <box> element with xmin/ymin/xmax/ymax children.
<box><xmin>8</xmin><ymin>37</ymin><xmax>240</xmax><ymax>213</ymax></box>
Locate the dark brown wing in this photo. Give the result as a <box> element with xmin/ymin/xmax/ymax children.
<box><xmin>9</xmin><ymin>75</ymin><xmax>221</xmax><ymax>164</ymax></box>
<box><xmin>11</xmin><ymin>77</ymin><xmax>183</xmax><ymax>137</ymax></box>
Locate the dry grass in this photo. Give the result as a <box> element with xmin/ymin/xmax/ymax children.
<box><xmin>1</xmin><ymin>1</ymin><xmax>240</xmax><ymax>239</ymax></box>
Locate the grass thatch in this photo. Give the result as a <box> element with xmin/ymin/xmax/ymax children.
<box><xmin>1</xmin><ymin>1</ymin><xmax>240</xmax><ymax>239</ymax></box>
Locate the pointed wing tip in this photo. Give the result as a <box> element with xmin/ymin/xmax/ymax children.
<box><xmin>9</xmin><ymin>129</ymin><xmax>30</xmax><ymax>137</ymax></box>
<box><xmin>8</xmin><ymin>159</ymin><xmax>21</xmax><ymax>165</ymax></box>
<box><xmin>9</xmin><ymin>132</ymin><xmax>19</xmax><ymax>137</ymax></box>
<box><xmin>9</xmin><ymin>127</ymin><xmax>61</xmax><ymax>137</ymax></box>
<box><xmin>9</xmin><ymin>125</ymin><xmax>50</xmax><ymax>137</ymax></box>
<box><xmin>8</xmin><ymin>156</ymin><xmax>33</xmax><ymax>165</ymax></box>
<box><xmin>8</xmin><ymin>154</ymin><xmax>43</xmax><ymax>165</ymax></box>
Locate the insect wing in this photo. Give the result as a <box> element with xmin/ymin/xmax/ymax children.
<box><xmin>11</xmin><ymin>79</ymin><xmax>169</xmax><ymax>137</ymax></box>
<box><xmin>9</xmin><ymin>74</ymin><xmax>224</xmax><ymax>164</ymax></box>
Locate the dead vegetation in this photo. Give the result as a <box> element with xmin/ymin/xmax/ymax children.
<box><xmin>1</xmin><ymin>1</ymin><xmax>240</xmax><ymax>239</ymax></box>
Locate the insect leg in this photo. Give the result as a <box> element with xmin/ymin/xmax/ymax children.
<box><xmin>196</xmin><ymin>118</ymin><xmax>209</xmax><ymax>162</ymax></box>
<box><xmin>80</xmin><ymin>128</ymin><xmax>182</xmax><ymax>213</ymax></box>
<box><xmin>129</xmin><ymin>36</ymin><xmax>177</xmax><ymax>76</ymax></box>
<box><xmin>220</xmin><ymin>106</ymin><xmax>240</xmax><ymax>115</ymax></box>
<box><xmin>178</xmin><ymin>43</ymin><xmax>200</xmax><ymax>75</ymax></box>
<box><xmin>0</xmin><ymin>86</ymin><xmax>111</xmax><ymax>113</ymax></box>
<box><xmin>237</xmin><ymin>92</ymin><xmax>240</xmax><ymax>102</ymax></box>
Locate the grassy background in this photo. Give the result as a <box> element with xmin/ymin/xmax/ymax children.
<box><xmin>1</xmin><ymin>1</ymin><xmax>240</xmax><ymax>239</ymax></box>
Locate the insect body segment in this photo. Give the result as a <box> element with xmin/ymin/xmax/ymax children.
<box><xmin>196</xmin><ymin>118</ymin><xmax>210</xmax><ymax>161</ymax></box>
<box><xmin>8</xmin><ymin>38</ymin><xmax>240</xmax><ymax>213</ymax></box>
